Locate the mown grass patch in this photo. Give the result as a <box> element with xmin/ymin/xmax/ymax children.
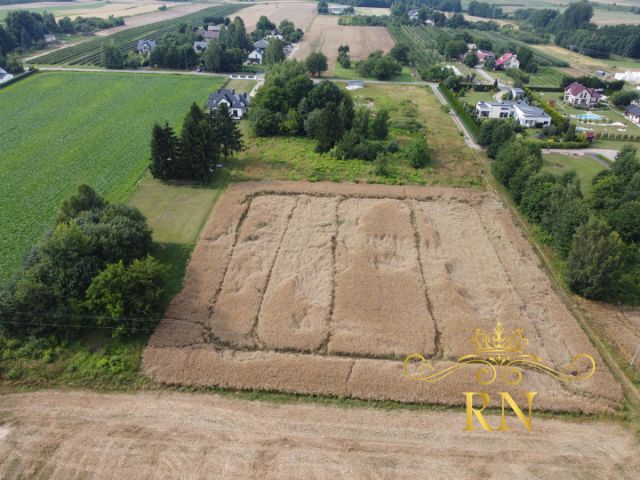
<box><xmin>541</xmin><ymin>153</ymin><xmax>606</xmax><ymax>198</ymax></box>
<box><xmin>0</xmin><ymin>71</ymin><xmax>224</xmax><ymax>285</ymax></box>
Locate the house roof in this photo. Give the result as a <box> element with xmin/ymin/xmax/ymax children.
<box><xmin>137</xmin><ymin>39</ymin><xmax>157</xmax><ymax>50</ymax></box>
<box><xmin>204</xmin><ymin>30</ymin><xmax>220</xmax><ymax>39</ymax></box>
<box><xmin>626</xmin><ymin>104</ymin><xmax>640</xmax><ymax>116</ymax></box>
<box><xmin>510</xmin><ymin>87</ymin><xmax>525</xmax><ymax>93</ymax></box>
<box><xmin>0</xmin><ymin>67</ymin><xmax>10</xmax><ymax>80</ymax></box>
<box><xmin>476</xmin><ymin>49</ymin><xmax>495</xmax><ymax>57</ymax></box>
<box><xmin>476</xmin><ymin>100</ymin><xmax>516</xmax><ymax>109</ymax></box>
<box><xmin>514</xmin><ymin>103</ymin><xmax>550</xmax><ymax>118</ymax></box>
<box><xmin>564</xmin><ymin>82</ymin><xmax>600</xmax><ymax>98</ymax></box>
<box><xmin>207</xmin><ymin>89</ymin><xmax>251</xmax><ymax>110</ymax></box>
<box><xmin>253</xmin><ymin>39</ymin><xmax>269</xmax><ymax>50</ymax></box>
<box><xmin>207</xmin><ymin>25</ymin><xmax>222</xmax><ymax>32</ymax></box>
<box><xmin>496</xmin><ymin>52</ymin><xmax>515</xmax><ymax>66</ymax></box>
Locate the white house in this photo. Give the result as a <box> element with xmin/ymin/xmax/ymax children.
<box><xmin>137</xmin><ymin>39</ymin><xmax>157</xmax><ymax>55</ymax></box>
<box><xmin>193</xmin><ymin>41</ymin><xmax>209</xmax><ymax>52</ymax></box>
<box><xmin>512</xmin><ymin>103</ymin><xmax>551</xmax><ymax>128</ymax></box>
<box><xmin>476</xmin><ymin>100</ymin><xmax>551</xmax><ymax>128</ymax></box>
<box><xmin>44</xmin><ymin>34</ymin><xmax>56</xmax><ymax>44</ymax></box>
<box><xmin>0</xmin><ymin>67</ymin><xmax>14</xmax><ymax>84</ymax></box>
<box><xmin>408</xmin><ymin>9</ymin><xmax>419</xmax><ymax>21</ymax></box>
<box><xmin>564</xmin><ymin>82</ymin><xmax>601</xmax><ymax>107</ymax></box>
<box><xmin>425</xmin><ymin>19</ymin><xmax>435</xmax><ymax>27</ymax></box>
<box><xmin>495</xmin><ymin>52</ymin><xmax>519</xmax><ymax>70</ymax></box>
<box><xmin>247</xmin><ymin>48</ymin><xmax>264</xmax><ymax>65</ymax></box>
<box><xmin>207</xmin><ymin>88</ymin><xmax>251</xmax><ymax>119</ymax></box>
<box><xmin>510</xmin><ymin>87</ymin><xmax>525</xmax><ymax>100</ymax></box>
<box><xmin>625</xmin><ymin>104</ymin><xmax>640</xmax><ymax>125</ymax></box>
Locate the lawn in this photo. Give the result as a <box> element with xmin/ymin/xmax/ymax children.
<box><xmin>231</xmin><ymin>84</ymin><xmax>482</xmax><ymax>187</ymax></box>
<box><xmin>333</xmin><ymin>64</ymin><xmax>416</xmax><ymax>82</ymax></box>
<box><xmin>541</xmin><ymin>153</ymin><xmax>606</xmax><ymax>198</ymax></box>
<box><xmin>0</xmin><ymin>71</ymin><xmax>224</xmax><ymax>285</ymax></box>
<box><xmin>530</xmin><ymin>66</ymin><xmax>565</xmax><ymax>88</ymax></box>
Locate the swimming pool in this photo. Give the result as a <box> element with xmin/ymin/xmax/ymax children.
<box><xmin>572</xmin><ymin>113</ymin><xmax>605</xmax><ymax>121</ymax></box>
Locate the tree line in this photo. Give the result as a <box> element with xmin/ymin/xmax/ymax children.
<box><xmin>150</xmin><ymin>103</ymin><xmax>243</xmax><ymax>183</ymax></box>
<box><xmin>488</xmin><ymin>131</ymin><xmax>640</xmax><ymax>304</ymax></box>
<box><xmin>0</xmin><ymin>186</ymin><xmax>167</xmax><ymax>338</ymax></box>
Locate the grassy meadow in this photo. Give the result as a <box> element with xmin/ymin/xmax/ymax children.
<box><xmin>0</xmin><ymin>71</ymin><xmax>224</xmax><ymax>285</ymax></box>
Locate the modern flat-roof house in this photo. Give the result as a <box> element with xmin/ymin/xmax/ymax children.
<box><xmin>0</xmin><ymin>67</ymin><xmax>14</xmax><ymax>84</ymax></box>
<box><xmin>207</xmin><ymin>88</ymin><xmax>251</xmax><ymax>119</ymax></box>
<box><xmin>625</xmin><ymin>104</ymin><xmax>640</xmax><ymax>125</ymax></box>
<box><xmin>137</xmin><ymin>39</ymin><xmax>157</xmax><ymax>55</ymax></box>
<box><xmin>564</xmin><ymin>82</ymin><xmax>601</xmax><ymax>107</ymax></box>
<box><xmin>476</xmin><ymin>100</ymin><xmax>551</xmax><ymax>127</ymax></box>
<box><xmin>510</xmin><ymin>87</ymin><xmax>525</xmax><ymax>100</ymax></box>
<box><xmin>495</xmin><ymin>52</ymin><xmax>519</xmax><ymax>70</ymax></box>
<box><xmin>512</xmin><ymin>103</ymin><xmax>551</xmax><ymax>128</ymax></box>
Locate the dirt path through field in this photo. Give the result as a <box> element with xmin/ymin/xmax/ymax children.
<box><xmin>0</xmin><ymin>390</ymin><xmax>637</xmax><ymax>479</ymax></box>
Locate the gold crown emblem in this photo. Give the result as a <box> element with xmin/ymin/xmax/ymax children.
<box><xmin>471</xmin><ymin>322</ymin><xmax>528</xmax><ymax>357</ymax></box>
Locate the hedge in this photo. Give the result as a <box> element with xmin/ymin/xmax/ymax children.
<box><xmin>528</xmin><ymin>86</ymin><xmax>564</xmax><ymax>93</ymax></box>
<box><xmin>438</xmin><ymin>84</ymin><xmax>481</xmax><ymax>140</ymax></box>
<box><xmin>524</xmin><ymin>86</ymin><xmax>564</xmax><ymax>128</ymax></box>
<box><xmin>536</xmin><ymin>140</ymin><xmax>591</xmax><ymax>149</ymax></box>
<box><xmin>597</xmin><ymin>132</ymin><xmax>640</xmax><ymax>142</ymax></box>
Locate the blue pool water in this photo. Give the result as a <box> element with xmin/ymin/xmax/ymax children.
<box><xmin>573</xmin><ymin>113</ymin><xmax>605</xmax><ymax>121</ymax></box>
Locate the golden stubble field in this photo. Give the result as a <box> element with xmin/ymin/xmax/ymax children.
<box><xmin>236</xmin><ymin>2</ymin><xmax>317</xmax><ymax>32</ymax></box>
<box><xmin>292</xmin><ymin>15</ymin><xmax>395</xmax><ymax>74</ymax></box>
<box><xmin>143</xmin><ymin>181</ymin><xmax>622</xmax><ymax>414</ymax></box>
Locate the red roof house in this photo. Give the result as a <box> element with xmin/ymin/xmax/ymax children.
<box><xmin>495</xmin><ymin>52</ymin><xmax>519</xmax><ymax>70</ymax></box>
<box><xmin>563</xmin><ymin>82</ymin><xmax>601</xmax><ymax>107</ymax></box>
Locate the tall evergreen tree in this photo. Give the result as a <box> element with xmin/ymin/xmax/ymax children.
<box><xmin>180</xmin><ymin>103</ymin><xmax>218</xmax><ymax>182</ymax></box>
<box><xmin>149</xmin><ymin>122</ymin><xmax>180</xmax><ymax>181</ymax></box>
<box><xmin>210</xmin><ymin>103</ymin><xmax>244</xmax><ymax>161</ymax></box>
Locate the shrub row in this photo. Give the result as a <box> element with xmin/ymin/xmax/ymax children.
<box><xmin>439</xmin><ymin>83</ymin><xmax>480</xmax><ymax>140</ymax></box>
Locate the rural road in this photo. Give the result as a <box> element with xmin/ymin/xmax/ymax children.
<box><xmin>428</xmin><ymin>82</ymin><xmax>482</xmax><ymax>150</ymax></box>
<box><xmin>0</xmin><ymin>390</ymin><xmax>638</xmax><ymax>478</ymax></box>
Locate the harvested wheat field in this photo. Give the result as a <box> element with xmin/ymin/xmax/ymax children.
<box><xmin>143</xmin><ymin>182</ymin><xmax>622</xmax><ymax>414</ymax></box>
<box><xmin>578</xmin><ymin>298</ymin><xmax>640</xmax><ymax>368</ymax></box>
<box><xmin>237</xmin><ymin>2</ymin><xmax>317</xmax><ymax>33</ymax></box>
<box><xmin>1</xmin><ymin>390</ymin><xmax>638</xmax><ymax>479</ymax></box>
<box><xmin>292</xmin><ymin>15</ymin><xmax>395</xmax><ymax>74</ymax></box>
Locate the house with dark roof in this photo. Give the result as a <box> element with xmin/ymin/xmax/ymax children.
<box><xmin>253</xmin><ymin>39</ymin><xmax>269</xmax><ymax>50</ymax></box>
<box><xmin>137</xmin><ymin>39</ymin><xmax>157</xmax><ymax>55</ymax></box>
<box><xmin>207</xmin><ymin>88</ymin><xmax>251</xmax><ymax>119</ymax></box>
<box><xmin>625</xmin><ymin>104</ymin><xmax>640</xmax><ymax>125</ymax></box>
<box><xmin>495</xmin><ymin>52</ymin><xmax>519</xmax><ymax>70</ymax></box>
<box><xmin>564</xmin><ymin>82</ymin><xmax>601</xmax><ymax>107</ymax></box>
<box><xmin>193</xmin><ymin>41</ymin><xmax>209</xmax><ymax>52</ymax></box>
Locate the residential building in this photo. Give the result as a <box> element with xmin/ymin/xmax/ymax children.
<box><xmin>467</xmin><ymin>43</ymin><xmax>477</xmax><ymax>52</ymax></box>
<box><xmin>0</xmin><ymin>67</ymin><xmax>14</xmax><ymax>84</ymax></box>
<box><xmin>193</xmin><ymin>41</ymin><xmax>209</xmax><ymax>52</ymax></box>
<box><xmin>207</xmin><ymin>88</ymin><xmax>251</xmax><ymax>119</ymax></box>
<box><xmin>329</xmin><ymin>6</ymin><xmax>349</xmax><ymax>15</ymax></box>
<box><xmin>495</xmin><ymin>52</ymin><xmax>519</xmax><ymax>70</ymax></box>
<box><xmin>408</xmin><ymin>9</ymin><xmax>419</xmax><ymax>21</ymax></box>
<box><xmin>476</xmin><ymin>49</ymin><xmax>495</xmax><ymax>62</ymax></box>
<box><xmin>44</xmin><ymin>34</ymin><xmax>56</xmax><ymax>44</ymax></box>
<box><xmin>512</xmin><ymin>103</ymin><xmax>551</xmax><ymax>128</ymax></box>
<box><xmin>253</xmin><ymin>39</ymin><xmax>269</xmax><ymax>50</ymax></box>
<box><xmin>625</xmin><ymin>104</ymin><xmax>640</xmax><ymax>125</ymax></box>
<box><xmin>564</xmin><ymin>82</ymin><xmax>601</xmax><ymax>107</ymax></box>
<box><xmin>475</xmin><ymin>100</ymin><xmax>551</xmax><ymax>128</ymax></box>
<box><xmin>510</xmin><ymin>87</ymin><xmax>525</xmax><ymax>100</ymax></box>
<box><xmin>247</xmin><ymin>48</ymin><xmax>264</xmax><ymax>65</ymax></box>
<box><xmin>137</xmin><ymin>39</ymin><xmax>157</xmax><ymax>55</ymax></box>
<box><xmin>425</xmin><ymin>19</ymin><xmax>435</xmax><ymax>27</ymax></box>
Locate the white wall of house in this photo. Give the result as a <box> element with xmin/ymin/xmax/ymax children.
<box><xmin>564</xmin><ymin>90</ymin><xmax>595</xmax><ymax>106</ymax></box>
<box><xmin>476</xmin><ymin>103</ymin><xmax>513</xmax><ymax>119</ymax></box>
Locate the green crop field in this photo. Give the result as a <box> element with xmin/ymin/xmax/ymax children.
<box><xmin>33</xmin><ymin>4</ymin><xmax>242</xmax><ymax>66</ymax></box>
<box><xmin>0</xmin><ymin>71</ymin><xmax>224</xmax><ymax>285</ymax></box>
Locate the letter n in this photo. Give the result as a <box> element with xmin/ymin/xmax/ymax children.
<box><xmin>498</xmin><ymin>392</ymin><xmax>537</xmax><ymax>432</ymax></box>
<box><xmin>463</xmin><ymin>392</ymin><xmax>493</xmax><ymax>431</ymax></box>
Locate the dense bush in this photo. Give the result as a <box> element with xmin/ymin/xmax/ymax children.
<box><xmin>356</xmin><ymin>51</ymin><xmax>402</xmax><ymax>80</ymax></box>
<box><xmin>0</xmin><ymin>186</ymin><xmax>166</xmax><ymax>337</ymax></box>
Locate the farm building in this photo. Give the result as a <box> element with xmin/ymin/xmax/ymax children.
<box><xmin>137</xmin><ymin>40</ymin><xmax>157</xmax><ymax>55</ymax></box>
<box><xmin>0</xmin><ymin>67</ymin><xmax>13</xmax><ymax>84</ymax></box>
<box><xmin>207</xmin><ymin>88</ymin><xmax>251</xmax><ymax>119</ymax></box>
<box><xmin>495</xmin><ymin>52</ymin><xmax>519</xmax><ymax>70</ymax></box>
<box><xmin>564</xmin><ymin>82</ymin><xmax>601</xmax><ymax>107</ymax></box>
<box><xmin>475</xmin><ymin>101</ymin><xmax>551</xmax><ymax>128</ymax></box>
<box><xmin>625</xmin><ymin>104</ymin><xmax>640</xmax><ymax>125</ymax></box>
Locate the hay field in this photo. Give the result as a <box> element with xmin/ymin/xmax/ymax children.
<box><xmin>143</xmin><ymin>181</ymin><xmax>622</xmax><ymax>414</ymax></box>
<box><xmin>292</xmin><ymin>15</ymin><xmax>395</xmax><ymax>74</ymax></box>
<box><xmin>2</xmin><ymin>391</ymin><xmax>639</xmax><ymax>479</ymax></box>
<box><xmin>236</xmin><ymin>2</ymin><xmax>316</xmax><ymax>32</ymax></box>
